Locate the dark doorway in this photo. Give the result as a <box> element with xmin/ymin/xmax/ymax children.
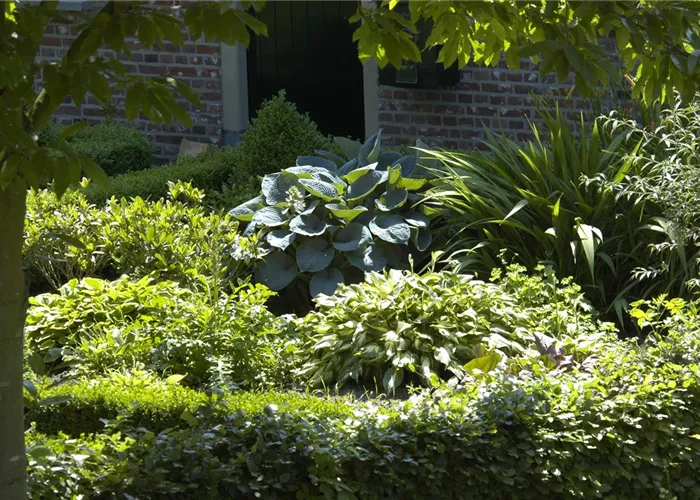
<box><xmin>247</xmin><ymin>1</ymin><xmax>365</xmax><ymax>140</ymax></box>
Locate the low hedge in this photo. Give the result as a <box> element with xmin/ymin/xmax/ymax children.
<box><xmin>26</xmin><ymin>324</ymin><xmax>700</xmax><ymax>499</ymax></box>
<box><xmin>29</xmin><ymin>376</ymin><xmax>353</xmax><ymax>436</ymax></box>
<box><xmin>40</xmin><ymin>121</ymin><xmax>152</xmax><ymax>176</ymax></box>
<box><xmin>82</xmin><ymin>148</ymin><xmax>238</xmax><ymax>205</ymax></box>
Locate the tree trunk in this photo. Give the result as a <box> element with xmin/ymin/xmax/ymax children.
<box><xmin>0</xmin><ymin>178</ymin><xmax>27</xmax><ymax>499</ymax></box>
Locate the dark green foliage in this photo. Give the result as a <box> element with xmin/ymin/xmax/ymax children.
<box><xmin>82</xmin><ymin>148</ymin><xmax>239</xmax><ymax>205</ymax></box>
<box><xmin>25</xmin><ymin>276</ymin><xmax>289</xmax><ymax>388</ymax></box>
<box><xmin>296</xmin><ymin>265</ymin><xmax>613</xmax><ymax>392</ymax></box>
<box><xmin>26</xmin><ymin>319</ymin><xmax>700</xmax><ymax>499</ymax></box>
<box><xmin>226</xmin><ymin>90</ymin><xmax>336</xmax><ymax>207</ymax></box>
<box><xmin>28</xmin><ymin>373</ymin><xmax>351</xmax><ymax>437</ymax></box>
<box><xmin>428</xmin><ymin>109</ymin><xmax>698</xmax><ymax>330</ymax></box>
<box><xmin>40</xmin><ymin>121</ymin><xmax>152</xmax><ymax>176</ymax></box>
<box><xmin>232</xmin><ymin>131</ymin><xmax>436</xmax><ymax>305</ymax></box>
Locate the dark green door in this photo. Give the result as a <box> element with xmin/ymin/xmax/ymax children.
<box><xmin>247</xmin><ymin>1</ymin><xmax>365</xmax><ymax>140</ymax></box>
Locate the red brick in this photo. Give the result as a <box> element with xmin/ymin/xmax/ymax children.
<box><xmin>169</xmin><ymin>66</ymin><xmax>197</xmax><ymax>76</ymax></box>
<box><xmin>443</xmin><ymin>116</ymin><xmax>457</xmax><ymax>127</ymax></box>
<box><xmin>138</xmin><ymin>64</ymin><xmax>168</xmax><ymax>75</ymax></box>
<box><xmin>426</xmin><ymin>115</ymin><xmax>441</xmax><ymax>126</ymax></box>
<box><xmin>196</xmin><ymin>44</ymin><xmax>218</xmax><ymax>54</ymax></box>
<box><xmin>441</xmin><ymin>93</ymin><xmax>457</xmax><ymax>102</ymax></box>
<box><xmin>411</xmin><ymin>115</ymin><xmax>426</xmax><ymax>125</ymax></box>
<box><xmin>458</xmin><ymin>94</ymin><xmax>473</xmax><ymax>104</ymax></box>
<box><xmin>41</xmin><ymin>37</ymin><xmax>63</xmax><ymax>46</ymax></box>
<box><xmin>393</xmin><ymin>90</ymin><xmax>408</xmax><ymax>100</ymax></box>
<box><xmin>394</xmin><ymin>113</ymin><xmax>410</xmax><ymax>123</ymax></box>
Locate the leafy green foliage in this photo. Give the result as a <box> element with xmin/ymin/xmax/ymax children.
<box><xmin>25</xmin><ymin>318</ymin><xmax>700</xmax><ymax>498</ymax></box>
<box><xmin>295</xmin><ymin>265</ymin><xmax>612</xmax><ymax>393</ymax></box>
<box><xmin>40</xmin><ymin>120</ymin><xmax>152</xmax><ymax>176</ymax></box>
<box><xmin>82</xmin><ymin>147</ymin><xmax>239</xmax><ymax>206</ymax></box>
<box><xmin>427</xmin><ymin>109</ymin><xmax>698</xmax><ymax>330</ymax></box>
<box><xmin>352</xmin><ymin>1</ymin><xmax>700</xmax><ymax>106</ymax></box>
<box><xmin>602</xmin><ymin>93</ymin><xmax>700</xmax><ymax>255</ymax></box>
<box><xmin>24</xmin><ymin>275</ymin><xmax>289</xmax><ymax>388</ymax></box>
<box><xmin>23</xmin><ymin>181</ymin><xmax>263</xmax><ymax>292</ymax></box>
<box><xmin>232</xmin><ymin>131</ymin><xmax>436</xmax><ymax>303</ymax></box>
<box><xmin>225</xmin><ymin>91</ymin><xmax>337</xmax><ymax>207</ymax></box>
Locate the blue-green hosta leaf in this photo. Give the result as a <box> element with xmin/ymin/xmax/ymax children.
<box><xmin>346</xmin><ymin>244</ymin><xmax>388</xmax><ymax>272</ymax></box>
<box><xmin>434</xmin><ymin>346</ymin><xmax>452</xmax><ymax>366</ymax></box>
<box><xmin>464</xmin><ymin>352</ymin><xmax>502</xmax><ymax>376</ymax></box>
<box><xmin>312</xmin><ymin>171</ymin><xmax>345</xmax><ymax>194</ymax></box>
<box><xmin>251</xmin><ymin>206</ymin><xmax>287</xmax><ymax>228</ymax></box>
<box><xmin>411</xmin><ymin>227</ymin><xmax>432</xmax><ymax>252</ymax></box>
<box><xmin>383</xmin><ymin>366</ymin><xmax>404</xmax><ymax>393</ymax></box>
<box><xmin>296</xmin><ymin>155</ymin><xmax>338</xmax><ymax>173</ymax></box>
<box><xmin>296</xmin><ymin>238</ymin><xmax>335</xmax><ymax>272</ymax></box>
<box><xmin>325</xmin><ymin>203</ymin><xmax>368</xmax><ymax>221</ymax></box>
<box><xmin>333</xmin><ymin>223</ymin><xmax>373</xmax><ymax>251</ymax></box>
<box><xmin>359</xmin><ymin>130</ymin><xmax>382</xmax><ymax>167</ymax></box>
<box><xmin>262</xmin><ymin>172</ymin><xmax>299</xmax><ymax>205</ymax></box>
<box><xmin>338</xmin><ymin>157</ymin><xmax>359</xmax><ymax>176</ymax></box>
<box><xmin>392</xmin><ymin>155</ymin><xmax>418</xmax><ymax>178</ymax></box>
<box><xmin>255</xmin><ymin>252</ymin><xmax>297</xmax><ymax>291</ymax></box>
<box><xmin>314</xmin><ymin>149</ymin><xmax>345</xmax><ymax>167</ymax></box>
<box><xmin>369</xmin><ymin>214</ymin><xmax>411</xmax><ymax>245</ymax></box>
<box><xmin>299</xmin><ymin>178</ymin><xmax>339</xmax><ymax>201</ymax></box>
<box><xmin>347</xmin><ymin>170</ymin><xmax>388</xmax><ymax>201</ymax></box>
<box><xmin>267</xmin><ymin>229</ymin><xmax>296</xmax><ymax>250</ymax></box>
<box><xmin>310</xmin><ymin>267</ymin><xmax>344</xmax><ymax>297</ymax></box>
<box><xmin>334</xmin><ymin>136</ymin><xmax>362</xmax><ymax>160</ymax></box>
<box><xmin>378</xmin><ymin>151</ymin><xmax>402</xmax><ymax>168</ymax></box>
<box><xmin>229</xmin><ymin>196</ymin><xmax>264</xmax><ymax>221</ymax></box>
<box><xmin>286</xmin><ymin>165</ymin><xmax>334</xmax><ymax>179</ymax></box>
<box><xmin>290</xmin><ymin>214</ymin><xmax>329</xmax><ymax>236</ymax></box>
<box><xmin>404</xmin><ymin>211</ymin><xmax>430</xmax><ymax>229</ymax></box>
<box><xmin>376</xmin><ymin>188</ymin><xmax>408</xmax><ymax>212</ymax></box>
<box><xmin>300</xmin><ymin>200</ymin><xmax>320</xmax><ymax>216</ymax></box>
<box><xmin>342</xmin><ymin>163</ymin><xmax>378</xmax><ymax>184</ymax></box>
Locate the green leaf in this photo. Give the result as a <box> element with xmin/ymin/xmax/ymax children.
<box><xmin>334</xmin><ymin>136</ymin><xmax>362</xmax><ymax>160</ymax></box>
<box><xmin>346</xmin><ymin>244</ymin><xmax>388</xmax><ymax>272</ymax></box>
<box><xmin>299</xmin><ymin>178</ymin><xmax>340</xmax><ymax>201</ymax></box>
<box><xmin>229</xmin><ymin>196</ymin><xmax>264</xmax><ymax>222</ymax></box>
<box><xmin>290</xmin><ymin>214</ymin><xmax>329</xmax><ymax>236</ymax></box>
<box><xmin>575</xmin><ymin>220</ymin><xmax>602</xmax><ymax>281</ymax></box>
<box><xmin>296</xmin><ymin>238</ymin><xmax>335</xmax><ymax>272</ymax></box>
<box><xmin>58</xmin><ymin>121</ymin><xmax>89</xmax><ymax>140</ymax></box>
<box><xmin>382</xmin><ymin>366</ymin><xmax>404</xmax><ymax>393</ymax></box>
<box><xmin>369</xmin><ymin>214</ymin><xmax>411</xmax><ymax>245</ymax></box>
<box><xmin>267</xmin><ymin>229</ymin><xmax>296</xmax><ymax>250</ymax></box>
<box><xmin>464</xmin><ymin>352</ymin><xmax>502</xmax><ymax>376</ymax></box>
<box><xmin>23</xmin><ymin>380</ymin><xmax>38</xmax><ymax>398</ymax></box>
<box><xmin>236</xmin><ymin>9</ymin><xmax>268</xmax><ymax>36</ymax></box>
<box><xmin>333</xmin><ymin>223</ymin><xmax>373</xmax><ymax>251</ymax></box>
<box><xmin>80</xmin><ymin>157</ymin><xmax>109</xmax><ymax>192</ymax></box>
<box><xmin>296</xmin><ymin>155</ymin><xmax>338</xmax><ymax>173</ymax></box>
<box><xmin>411</xmin><ymin>228</ymin><xmax>432</xmax><ymax>252</ymax></box>
<box><xmin>347</xmin><ymin>170</ymin><xmax>388</xmax><ymax>201</ymax></box>
<box><xmin>325</xmin><ymin>203</ymin><xmax>368</xmax><ymax>221</ymax></box>
<box><xmin>251</xmin><ymin>206</ymin><xmax>287</xmax><ymax>228</ymax></box>
<box><xmin>38</xmin><ymin>396</ymin><xmax>74</xmax><ymax>407</ymax></box>
<box><xmin>165</xmin><ymin>374</ymin><xmax>187</xmax><ymax>385</ymax></box>
<box><xmin>262</xmin><ymin>172</ymin><xmax>299</xmax><ymax>205</ymax></box>
<box><xmin>434</xmin><ymin>347</ymin><xmax>451</xmax><ymax>366</ymax></box>
<box><xmin>255</xmin><ymin>252</ymin><xmax>298</xmax><ymax>290</ymax></box>
<box><xmin>343</xmin><ymin>164</ymin><xmax>379</xmax><ymax>184</ymax></box>
<box><xmin>403</xmin><ymin>211</ymin><xmax>430</xmax><ymax>229</ymax></box>
<box><xmin>376</xmin><ymin>188</ymin><xmax>408</xmax><ymax>212</ymax></box>
<box><xmin>359</xmin><ymin>131</ymin><xmax>382</xmax><ymax>167</ymax></box>
<box><xmin>310</xmin><ymin>268</ymin><xmax>344</xmax><ymax>297</ymax></box>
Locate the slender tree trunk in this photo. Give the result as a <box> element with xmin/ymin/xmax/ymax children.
<box><xmin>0</xmin><ymin>178</ymin><xmax>27</xmax><ymax>499</ymax></box>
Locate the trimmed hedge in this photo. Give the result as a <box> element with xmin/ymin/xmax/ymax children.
<box><xmin>82</xmin><ymin>148</ymin><xmax>238</xmax><ymax>204</ymax></box>
<box><xmin>26</xmin><ymin>324</ymin><xmax>700</xmax><ymax>499</ymax></box>
<box><xmin>29</xmin><ymin>376</ymin><xmax>353</xmax><ymax>436</ymax></box>
<box><xmin>40</xmin><ymin>121</ymin><xmax>152</xmax><ymax>176</ymax></box>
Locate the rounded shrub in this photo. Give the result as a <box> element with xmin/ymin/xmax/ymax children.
<box><xmin>227</xmin><ymin>90</ymin><xmax>336</xmax><ymax>206</ymax></box>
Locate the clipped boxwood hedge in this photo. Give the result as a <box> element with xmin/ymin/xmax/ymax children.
<box><xmin>82</xmin><ymin>148</ymin><xmax>238</xmax><ymax>204</ymax></box>
<box><xmin>40</xmin><ymin>120</ymin><xmax>152</xmax><ymax>176</ymax></box>
<box><xmin>27</xmin><ymin>324</ymin><xmax>700</xmax><ymax>499</ymax></box>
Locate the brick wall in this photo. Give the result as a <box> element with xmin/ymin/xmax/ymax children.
<box><xmin>377</xmin><ymin>59</ymin><xmax>617</xmax><ymax>150</ymax></box>
<box><xmin>37</xmin><ymin>6</ymin><xmax>223</xmax><ymax>163</ymax></box>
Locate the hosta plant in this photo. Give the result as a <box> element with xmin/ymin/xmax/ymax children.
<box><xmin>295</xmin><ymin>265</ymin><xmax>614</xmax><ymax>393</ymax></box>
<box><xmin>229</xmin><ymin>130</ymin><xmax>437</xmax><ymax>300</ymax></box>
